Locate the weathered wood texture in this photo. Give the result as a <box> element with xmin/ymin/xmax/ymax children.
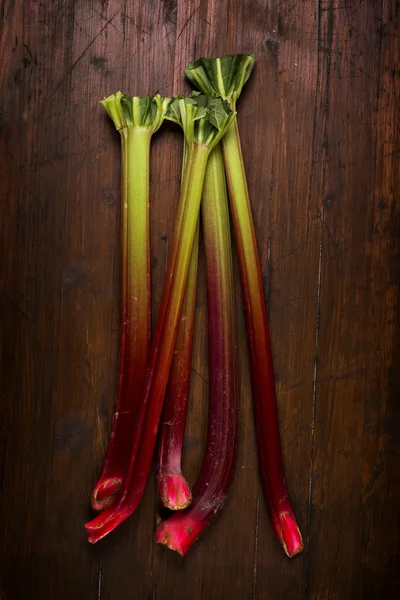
<box><xmin>0</xmin><ymin>1</ymin><xmax>399</xmax><ymax>599</ymax></box>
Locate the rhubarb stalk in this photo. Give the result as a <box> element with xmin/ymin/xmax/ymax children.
<box><xmin>85</xmin><ymin>95</ymin><xmax>235</xmax><ymax>542</ymax></box>
<box><xmin>157</xmin><ymin>222</ymin><xmax>199</xmax><ymax>510</ymax></box>
<box><xmin>156</xmin><ymin>130</ymin><xmax>200</xmax><ymax>511</ymax></box>
<box><xmin>156</xmin><ymin>143</ymin><xmax>238</xmax><ymax>556</ymax></box>
<box><xmin>185</xmin><ymin>55</ymin><xmax>303</xmax><ymax>557</ymax></box>
<box><xmin>91</xmin><ymin>93</ymin><xmax>169</xmax><ymax>511</ymax></box>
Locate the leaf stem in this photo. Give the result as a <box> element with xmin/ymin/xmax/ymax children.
<box><xmin>91</xmin><ymin>127</ymin><xmax>152</xmax><ymax>511</ymax></box>
<box><xmin>157</xmin><ymin>224</ymin><xmax>199</xmax><ymax>510</ymax></box>
<box><xmin>222</xmin><ymin>118</ymin><xmax>303</xmax><ymax>557</ymax></box>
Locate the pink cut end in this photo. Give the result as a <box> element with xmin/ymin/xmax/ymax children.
<box><xmin>91</xmin><ymin>478</ymin><xmax>121</xmax><ymax>512</ymax></box>
<box><xmin>277</xmin><ymin>512</ymin><xmax>304</xmax><ymax>558</ymax></box>
<box><xmin>156</xmin><ymin>515</ymin><xmax>203</xmax><ymax>557</ymax></box>
<box><xmin>160</xmin><ymin>473</ymin><xmax>192</xmax><ymax>510</ymax></box>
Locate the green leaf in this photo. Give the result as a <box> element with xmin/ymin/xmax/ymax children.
<box><xmin>193</xmin><ymin>107</ymin><xmax>207</xmax><ymax>121</ymax></box>
<box><xmin>118</xmin><ymin>94</ymin><xmax>170</xmax><ymax>131</ymax></box>
<box><xmin>190</xmin><ymin>91</ymin><xmax>208</xmax><ymax>108</ymax></box>
<box><xmin>139</xmin><ymin>96</ymin><xmax>151</xmax><ymax>124</ymax></box>
<box><xmin>206</xmin><ymin>98</ymin><xmax>231</xmax><ymax>129</ymax></box>
<box><xmin>100</xmin><ymin>92</ymin><xmax>126</xmax><ymax>130</ymax></box>
<box><xmin>166</xmin><ymin>95</ymin><xmax>185</xmax><ymax>124</ymax></box>
<box><xmin>185</xmin><ymin>54</ymin><xmax>256</xmax><ymax>103</ymax></box>
<box><xmin>165</xmin><ymin>94</ymin><xmax>235</xmax><ymax>148</ymax></box>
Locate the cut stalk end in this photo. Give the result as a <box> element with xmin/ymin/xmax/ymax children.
<box><xmin>91</xmin><ymin>478</ymin><xmax>121</xmax><ymax>512</ymax></box>
<box><xmin>275</xmin><ymin>511</ymin><xmax>304</xmax><ymax>558</ymax></box>
<box><xmin>159</xmin><ymin>473</ymin><xmax>192</xmax><ymax>510</ymax></box>
<box><xmin>156</xmin><ymin>515</ymin><xmax>203</xmax><ymax>557</ymax></box>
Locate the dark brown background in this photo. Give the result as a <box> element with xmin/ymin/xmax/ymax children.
<box><xmin>1</xmin><ymin>1</ymin><xmax>399</xmax><ymax>599</ymax></box>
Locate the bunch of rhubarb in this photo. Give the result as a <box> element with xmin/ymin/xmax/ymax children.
<box><xmin>86</xmin><ymin>54</ymin><xmax>303</xmax><ymax>558</ymax></box>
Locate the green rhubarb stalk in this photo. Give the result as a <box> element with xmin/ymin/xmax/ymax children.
<box><xmin>85</xmin><ymin>95</ymin><xmax>235</xmax><ymax>542</ymax></box>
<box><xmin>185</xmin><ymin>55</ymin><xmax>303</xmax><ymax>557</ymax></box>
<box><xmin>91</xmin><ymin>93</ymin><xmax>169</xmax><ymax>511</ymax></box>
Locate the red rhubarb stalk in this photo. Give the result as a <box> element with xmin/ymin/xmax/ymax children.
<box><xmin>85</xmin><ymin>96</ymin><xmax>235</xmax><ymax>542</ymax></box>
<box><xmin>91</xmin><ymin>93</ymin><xmax>169</xmax><ymax>511</ymax></box>
<box><xmin>156</xmin><ymin>138</ymin><xmax>199</xmax><ymax>511</ymax></box>
<box><xmin>185</xmin><ymin>54</ymin><xmax>303</xmax><ymax>557</ymax></box>
<box><xmin>157</xmin><ymin>223</ymin><xmax>199</xmax><ymax>510</ymax></box>
<box><xmin>157</xmin><ymin>143</ymin><xmax>238</xmax><ymax>556</ymax></box>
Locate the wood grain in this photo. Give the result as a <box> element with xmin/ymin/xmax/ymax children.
<box><xmin>0</xmin><ymin>1</ymin><xmax>399</xmax><ymax>599</ymax></box>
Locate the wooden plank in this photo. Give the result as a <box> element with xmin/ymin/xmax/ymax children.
<box><xmin>48</xmin><ymin>1</ymin><xmax>128</xmax><ymax>599</ymax></box>
<box><xmin>0</xmin><ymin>1</ymin><xmax>101</xmax><ymax>598</ymax></box>
<box><xmin>306</xmin><ymin>1</ymin><xmax>399</xmax><ymax>598</ymax></box>
<box><xmin>359</xmin><ymin>1</ymin><xmax>400</xmax><ymax>597</ymax></box>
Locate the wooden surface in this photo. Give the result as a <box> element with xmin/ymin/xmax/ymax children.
<box><xmin>1</xmin><ymin>1</ymin><xmax>399</xmax><ymax>598</ymax></box>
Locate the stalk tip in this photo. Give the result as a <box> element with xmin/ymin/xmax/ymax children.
<box><xmin>91</xmin><ymin>478</ymin><xmax>121</xmax><ymax>512</ymax></box>
<box><xmin>156</xmin><ymin>516</ymin><xmax>202</xmax><ymax>557</ymax></box>
<box><xmin>159</xmin><ymin>473</ymin><xmax>192</xmax><ymax>510</ymax></box>
<box><xmin>277</xmin><ymin>512</ymin><xmax>304</xmax><ymax>558</ymax></box>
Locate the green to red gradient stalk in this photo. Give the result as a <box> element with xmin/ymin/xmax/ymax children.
<box><xmin>85</xmin><ymin>96</ymin><xmax>235</xmax><ymax>542</ymax></box>
<box><xmin>157</xmin><ymin>223</ymin><xmax>198</xmax><ymax>510</ymax></box>
<box><xmin>156</xmin><ymin>143</ymin><xmax>238</xmax><ymax>556</ymax></box>
<box><xmin>91</xmin><ymin>93</ymin><xmax>169</xmax><ymax>511</ymax></box>
<box><xmin>223</xmin><ymin>118</ymin><xmax>303</xmax><ymax>557</ymax></box>
<box><xmin>185</xmin><ymin>55</ymin><xmax>303</xmax><ymax>557</ymax></box>
<box><xmin>156</xmin><ymin>138</ymin><xmax>198</xmax><ymax>511</ymax></box>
